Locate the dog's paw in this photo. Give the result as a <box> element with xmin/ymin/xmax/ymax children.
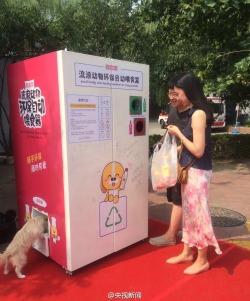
<box><xmin>15</xmin><ymin>268</ymin><xmax>26</xmax><ymax>279</ymax></box>
<box><xmin>108</xmin><ymin>194</ymin><xmax>114</xmax><ymax>202</ymax></box>
<box><xmin>4</xmin><ymin>270</ymin><xmax>10</xmax><ymax>275</ymax></box>
<box><xmin>113</xmin><ymin>196</ymin><xmax>119</xmax><ymax>203</ymax></box>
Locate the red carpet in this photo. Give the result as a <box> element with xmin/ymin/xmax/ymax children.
<box><xmin>1</xmin><ymin>218</ymin><xmax>250</xmax><ymax>301</ymax></box>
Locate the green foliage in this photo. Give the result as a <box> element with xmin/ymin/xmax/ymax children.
<box><xmin>0</xmin><ymin>0</ymin><xmax>139</xmax><ymax>58</ymax></box>
<box><xmin>0</xmin><ymin>0</ymin><xmax>249</xmax><ymax>153</ymax></box>
<box><xmin>0</xmin><ymin>0</ymin><xmax>140</xmax><ymax>155</ymax></box>
<box><xmin>55</xmin><ymin>0</ymin><xmax>137</xmax><ymax>58</ymax></box>
<box><xmin>149</xmin><ymin>134</ymin><xmax>162</xmax><ymax>155</ymax></box>
<box><xmin>137</xmin><ymin>0</ymin><xmax>250</xmax><ymax>108</ymax></box>
<box><xmin>149</xmin><ymin>133</ymin><xmax>250</xmax><ymax>161</ymax></box>
<box><xmin>245</xmin><ymin>120</ymin><xmax>250</xmax><ymax>127</ymax></box>
<box><xmin>0</xmin><ymin>0</ymin><xmax>249</xmax><ymax>105</ymax></box>
<box><xmin>211</xmin><ymin>134</ymin><xmax>250</xmax><ymax>160</ymax></box>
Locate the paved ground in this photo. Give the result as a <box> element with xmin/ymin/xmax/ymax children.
<box><xmin>149</xmin><ymin>160</ymin><xmax>250</xmax><ymax>249</ymax></box>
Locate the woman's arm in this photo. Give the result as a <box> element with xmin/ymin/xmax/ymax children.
<box><xmin>167</xmin><ymin>110</ymin><xmax>206</xmax><ymax>158</ymax></box>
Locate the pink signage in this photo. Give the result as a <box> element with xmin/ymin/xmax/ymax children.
<box><xmin>7</xmin><ymin>52</ymin><xmax>66</xmax><ymax>267</ymax></box>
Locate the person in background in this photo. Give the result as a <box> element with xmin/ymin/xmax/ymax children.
<box><xmin>167</xmin><ymin>71</ymin><xmax>221</xmax><ymax>275</ymax></box>
<box><xmin>149</xmin><ymin>79</ymin><xmax>190</xmax><ymax>247</ymax></box>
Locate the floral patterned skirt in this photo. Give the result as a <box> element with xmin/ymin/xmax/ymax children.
<box><xmin>181</xmin><ymin>167</ymin><xmax>222</xmax><ymax>255</ymax></box>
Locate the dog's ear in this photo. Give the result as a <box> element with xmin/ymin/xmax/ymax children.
<box><xmin>100</xmin><ymin>176</ymin><xmax>107</xmax><ymax>193</ymax></box>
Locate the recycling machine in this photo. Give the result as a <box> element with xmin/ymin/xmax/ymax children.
<box><xmin>7</xmin><ymin>50</ymin><xmax>149</xmax><ymax>273</ymax></box>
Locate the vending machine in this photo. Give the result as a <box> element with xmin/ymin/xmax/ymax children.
<box><xmin>7</xmin><ymin>50</ymin><xmax>149</xmax><ymax>273</ymax></box>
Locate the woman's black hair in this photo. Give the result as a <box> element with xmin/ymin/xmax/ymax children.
<box><xmin>167</xmin><ymin>77</ymin><xmax>175</xmax><ymax>90</ymax></box>
<box><xmin>170</xmin><ymin>72</ymin><xmax>214</xmax><ymax>126</ymax></box>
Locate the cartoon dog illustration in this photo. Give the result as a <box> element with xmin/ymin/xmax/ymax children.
<box><xmin>50</xmin><ymin>217</ymin><xmax>60</xmax><ymax>244</ymax></box>
<box><xmin>100</xmin><ymin>162</ymin><xmax>127</xmax><ymax>204</ymax></box>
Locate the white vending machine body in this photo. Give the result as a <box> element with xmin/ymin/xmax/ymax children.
<box><xmin>8</xmin><ymin>51</ymin><xmax>149</xmax><ymax>272</ymax></box>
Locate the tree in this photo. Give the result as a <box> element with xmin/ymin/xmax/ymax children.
<box><xmin>135</xmin><ymin>0</ymin><xmax>250</xmax><ymax>109</ymax></box>
<box><xmin>0</xmin><ymin>0</ymin><xmax>249</xmax><ymax>155</ymax></box>
<box><xmin>0</xmin><ymin>0</ymin><xmax>140</xmax><ymax>155</ymax></box>
<box><xmin>0</xmin><ymin>0</ymin><xmax>56</xmax><ymax>155</ymax></box>
<box><xmin>174</xmin><ymin>0</ymin><xmax>250</xmax><ymax>107</ymax></box>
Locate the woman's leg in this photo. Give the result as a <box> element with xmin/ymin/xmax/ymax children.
<box><xmin>149</xmin><ymin>204</ymin><xmax>182</xmax><ymax>246</ymax></box>
<box><xmin>166</xmin><ymin>243</ymin><xmax>193</xmax><ymax>264</ymax></box>
<box><xmin>165</xmin><ymin>204</ymin><xmax>182</xmax><ymax>240</ymax></box>
<box><xmin>183</xmin><ymin>247</ymin><xmax>209</xmax><ymax>274</ymax></box>
<box><xmin>149</xmin><ymin>185</ymin><xmax>182</xmax><ymax>246</ymax></box>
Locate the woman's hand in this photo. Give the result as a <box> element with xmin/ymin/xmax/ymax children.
<box><xmin>167</xmin><ymin>125</ymin><xmax>181</xmax><ymax>137</ymax></box>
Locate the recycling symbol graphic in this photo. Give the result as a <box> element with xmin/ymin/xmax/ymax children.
<box><xmin>105</xmin><ymin>206</ymin><xmax>122</xmax><ymax>227</ymax></box>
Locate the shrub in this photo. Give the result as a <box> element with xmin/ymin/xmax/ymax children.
<box><xmin>212</xmin><ymin>134</ymin><xmax>250</xmax><ymax>160</ymax></box>
<box><xmin>149</xmin><ymin>134</ymin><xmax>161</xmax><ymax>155</ymax></box>
<box><xmin>244</xmin><ymin>120</ymin><xmax>250</xmax><ymax>127</ymax></box>
<box><xmin>149</xmin><ymin>134</ymin><xmax>250</xmax><ymax>160</ymax></box>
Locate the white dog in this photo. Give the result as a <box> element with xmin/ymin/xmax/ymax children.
<box><xmin>0</xmin><ymin>215</ymin><xmax>48</xmax><ymax>279</ymax></box>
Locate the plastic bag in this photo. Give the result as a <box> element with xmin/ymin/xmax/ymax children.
<box><xmin>148</xmin><ymin>154</ymin><xmax>154</xmax><ymax>192</ymax></box>
<box><xmin>151</xmin><ymin>132</ymin><xmax>178</xmax><ymax>191</ymax></box>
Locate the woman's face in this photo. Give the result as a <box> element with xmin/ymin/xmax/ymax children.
<box><xmin>174</xmin><ymin>87</ymin><xmax>191</xmax><ymax>107</ymax></box>
<box><xmin>168</xmin><ymin>89</ymin><xmax>181</xmax><ymax>108</ymax></box>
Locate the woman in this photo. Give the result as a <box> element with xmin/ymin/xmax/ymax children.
<box><xmin>167</xmin><ymin>72</ymin><xmax>221</xmax><ymax>275</ymax></box>
<box><xmin>149</xmin><ymin>80</ymin><xmax>191</xmax><ymax>247</ymax></box>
